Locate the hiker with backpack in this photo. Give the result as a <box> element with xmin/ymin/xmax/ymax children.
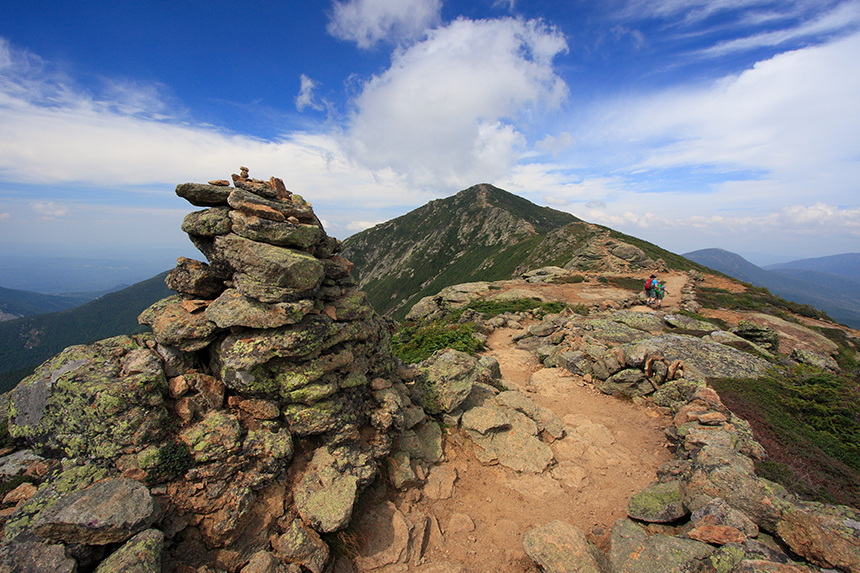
<box><xmin>644</xmin><ymin>275</ymin><xmax>657</xmax><ymax>306</ymax></box>
<box><xmin>654</xmin><ymin>281</ymin><xmax>665</xmax><ymax>308</ymax></box>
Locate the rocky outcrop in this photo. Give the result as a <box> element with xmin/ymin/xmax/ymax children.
<box><xmin>0</xmin><ymin>169</ymin><xmax>426</xmax><ymax>572</ymax></box>
<box><xmin>399</xmin><ymin>277</ymin><xmax>859</xmax><ymax>573</ymax></box>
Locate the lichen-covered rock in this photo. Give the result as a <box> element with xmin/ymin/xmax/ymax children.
<box><xmin>181</xmin><ymin>206</ymin><xmax>233</xmax><ymax>237</ymax></box>
<box><xmin>138</xmin><ymin>295</ymin><xmax>220</xmax><ymax>351</ymax></box>
<box><xmin>213</xmin><ymin>315</ymin><xmax>334</xmax><ymax>379</ymax></box>
<box><xmin>775</xmin><ymin>502</ymin><xmax>860</xmax><ymax>572</ymax></box>
<box><xmin>93</xmin><ymin>528</ymin><xmax>164</xmax><ymax>573</ymax></box>
<box><xmin>395</xmin><ymin>420</ymin><xmax>443</xmax><ymax>463</ymax></box>
<box><xmin>176</xmin><ymin>182</ymin><xmax>232</xmax><ymax>206</ymax></box>
<box><xmin>165</xmin><ymin>256</ymin><xmax>228</xmax><ymax>298</ymax></box>
<box><xmin>690</xmin><ymin>497</ymin><xmax>759</xmax><ymax>538</ymax></box>
<box><xmin>663</xmin><ymin>314</ymin><xmax>720</xmax><ymax>333</ymax></box>
<box><xmin>229</xmin><ymin>209</ymin><xmax>323</xmax><ymax>249</ymax></box>
<box><xmin>682</xmin><ymin>465</ymin><xmax>792</xmax><ymax>531</ymax></box>
<box><xmin>610</xmin><ymin>522</ymin><xmax>714</xmax><ymax>573</ymax></box>
<box><xmin>414</xmin><ymin>349</ymin><xmax>483</xmax><ymax>414</ymax></box>
<box><xmin>627</xmin><ymin>480</ymin><xmax>687</xmax><ymax>523</ymax></box>
<box><xmin>0</xmin><ymin>541</ymin><xmax>77</xmax><ymax>573</ymax></box>
<box><xmin>643</xmin><ymin>334</ymin><xmax>771</xmax><ymax>380</ymax></box>
<box><xmin>274</xmin><ymin>518</ymin><xmax>330</xmax><ymax>573</ymax></box>
<box><xmin>210</xmin><ymin>234</ymin><xmax>325</xmax><ymax>291</ymax></box>
<box><xmin>9</xmin><ymin>337</ymin><xmax>169</xmax><ymax>460</ymax></box>
<box><xmin>597</xmin><ymin>368</ymin><xmax>652</xmax><ymax>397</ymax></box>
<box><xmin>522</xmin><ymin>520</ymin><xmax>605</xmax><ymax>573</ymax></box>
<box><xmin>576</xmin><ymin>318</ymin><xmax>651</xmax><ymax>344</ymax></box>
<box><xmin>179</xmin><ymin>410</ymin><xmax>242</xmax><ymax>463</ymax></box>
<box><xmin>205</xmin><ymin>289</ymin><xmax>313</xmax><ymax>329</ymax></box>
<box><xmin>789</xmin><ymin>348</ymin><xmax>841</xmax><ymax>373</ymax></box>
<box><xmin>32</xmin><ymin>478</ymin><xmax>156</xmax><ymax>545</ymax></box>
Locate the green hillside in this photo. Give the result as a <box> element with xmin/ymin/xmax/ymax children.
<box><xmin>343</xmin><ymin>184</ymin><xmax>714</xmax><ymax>320</ymax></box>
<box><xmin>0</xmin><ymin>286</ymin><xmax>93</xmax><ymax>320</ymax></box>
<box><xmin>343</xmin><ymin>184</ymin><xmax>579</xmax><ymax>319</ymax></box>
<box><xmin>0</xmin><ymin>271</ymin><xmax>172</xmax><ymax>393</ymax></box>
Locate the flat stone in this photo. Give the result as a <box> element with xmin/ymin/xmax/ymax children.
<box><xmin>33</xmin><ymin>478</ymin><xmax>156</xmax><ymax>545</ymax></box>
<box><xmin>523</xmin><ymin>520</ymin><xmax>604</xmax><ymax>573</ymax></box>
<box><xmin>93</xmin><ymin>528</ymin><xmax>164</xmax><ymax>573</ymax></box>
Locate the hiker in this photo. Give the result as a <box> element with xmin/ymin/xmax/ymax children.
<box><xmin>654</xmin><ymin>281</ymin><xmax>665</xmax><ymax>309</ymax></box>
<box><xmin>644</xmin><ymin>274</ymin><xmax>656</xmax><ymax>306</ymax></box>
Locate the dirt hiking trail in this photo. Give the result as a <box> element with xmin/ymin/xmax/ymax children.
<box><xmin>354</xmin><ymin>274</ymin><xmax>684</xmax><ymax>572</ymax></box>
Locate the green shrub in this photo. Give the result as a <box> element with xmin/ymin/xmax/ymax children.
<box><xmin>710</xmin><ymin>365</ymin><xmax>860</xmax><ymax>506</ymax></box>
<box><xmin>392</xmin><ymin>322</ymin><xmax>484</xmax><ymax>363</ymax></box>
<box><xmin>551</xmin><ymin>274</ymin><xmax>586</xmax><ymax>284</ymax></box>
<box><xmin>465</xmin><ymin>298</ymin><xmax>566</xmax><ymax>317</ymax></box>
<box><xmin>153</xmin><ymin>442</ymin><xmax>194</xmax><ymax>482</ymax></box>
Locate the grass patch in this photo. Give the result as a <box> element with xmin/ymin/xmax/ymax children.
<box><xmin>696</xmin><ymin>285</ymin><xmax>833</xmax><ymax>322</ymax></box>
<box><xmin>551</xmin><ymin>274</ymin><xmax>586</xmax><ymax>284</ymax></box>
<box><xmin>710</xmin><ymin>366</ymin><xmax>860</xmax><ymax>506</ymax></box>
<box><xmin>392</xmin><ymin>321</ymin><xmax>485</xmax><ymax>363</ymax></box>
<box><xmin>605</xmin><ymin>276</ymin><xmax>643</xmax><ymax>292</ymax></box>
<box><xmin>465</xmin><ymin>298</ymin><xmax>566</xmax><ymax>317</ymax></box>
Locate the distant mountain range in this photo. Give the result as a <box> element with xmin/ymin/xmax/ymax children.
<box><xmin>683</xmin><ymin>248</ymin><xmax>860</xmax><ymax>329</ymax></box>
<box><xmin>0</xmin><ymin>284</ymin><xmax>129</xmax><ymax>322</ymax></box>
<box><xmin>0</xmin><ymin>271</ymin><xmax>172</xmax><ymax>393</ymax></box>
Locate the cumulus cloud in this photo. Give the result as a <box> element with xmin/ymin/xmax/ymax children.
<box><xmin>296</xmin><ymin>74</ymin><xmax>324</xmax><ymax>112</ymax></box>
<box><xmin>327</xmin><ymin>0</ymin><xmax>442</xmax><ymax>49</ymax></box>
<box><xmin>345</xmin><ymin>17</ymin><xmax>569</xmax><ymax>188</ymax></box>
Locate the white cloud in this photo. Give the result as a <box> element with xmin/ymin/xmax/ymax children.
<box><xmin>700</xmin><ymin>1</ymin><xmax>860</xmax><ymax>57</ymax></box>
<box><xmin>327</xmin><ymin>0</ymin><xmax>442</xmax><ymax>49</ymax></box>
<box><xmin>581</xmin><ymin>32</ymin><xmax>860</xmax><ymax>209</ymax></box>
<box><xmin>296</xmin><ymin>74</ymin><xmax>324</xmax><ymax>112</ymax></box>
<box><xmin>31</xmin><ymin>201</ymin><xmax>68</xmax><ymax>217</ymax></box>
<box><xmin>346</xmin><ymin>219</ymin><xmax>386</xmax><ymax>232</ymax></box>
<box><xmin>345</xmin><ymin>17</ymin><xmax>569</xmax><ymax>188</ymax></box>
<box><xmin>0</xmin><ymin>212</ymin><xmax>9</xmax><ymax>220</ymax></box>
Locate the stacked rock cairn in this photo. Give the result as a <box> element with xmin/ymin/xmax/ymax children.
<box><xmin>3</xmin><ymin>168</ymin><xmax>417</xmax><ymax>572</ymax></box>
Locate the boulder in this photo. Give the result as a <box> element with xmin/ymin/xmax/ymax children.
<box><xmin>138</xmin><ymin>295</ymin><xmax>219</xmax><ymax>351</ymax></box>
<box><xmin>414</xmin><ymin>349</ymin><xmax>484</xmax><ymax>414</ymax></box>
<box><xmin>0</xmin><ymin>542</ymin><xmax>77</xmax><ymax>573</ymax></box>
<box><xmin>9</xmin><ymin>337</ymin><xmax>169</xmax><ymax>460</ymax></box>
<box><xmin>274</xmin><ymin>518</ymin><xmax>330</xmax><ymax>573</ymax></box>
<box><xmin>626</xmin><ymin>480</ymin><xmax>687</xmax><ymax>523</ymax></box>
<box><xmin>210</xmin><ymin>234</ymin><xmax>325</xmax><ymax>291</ymax></box>
<box><xmin>775</xmin><ymin>502</ymin><xmax>860</xmax><ymax>572</ymax></box>
<box><xmin>181</xmin><ymin>206</ymin><xmax>233</xmax><ymax>237</ymax></box>
<box><xmin>205</xmin><ymin>289</ymin><xmax>313</xmax><ymax>329</ymax></box>
<box><xmin>610</xmin><ymin>520</ymin><xmax>713</xmax><ymax>573</ymax></box>
<box><xmin>32</xmin><ymin>478</ymin><xmax>156</xmax><ymax>545</ymax></box>
<box><xmin>522</xmin><ymin>520</ymin><xmax>605</xmax><ymax>573</ymax></box>
<box><xmin>165</xmin><ymin>256</ymin><xmax>228</xmax><ymax>298</ymax></box>
<box><xmin>93</xmin><ymin>529</ymin><xmax>164</xmax><ymax>573</ymax></box>
<box><xmin>175</xmin><ymin>182</ymin><xmax>232</xmax><ymax>206</ymax></box>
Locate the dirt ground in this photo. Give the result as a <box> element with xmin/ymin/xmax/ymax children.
<box><xmin>353</xmin><ymin>274</ymin><xmax>687</xmax><ymax>572</ymax></box>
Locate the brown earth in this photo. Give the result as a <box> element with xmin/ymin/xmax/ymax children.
<box><xmin>352</xmin><ymin>274</ymin><xmax>687</xmax><ymax>572</ymax></box>
<box><xmin>350</xmin><ymin>271</ymin><xmax>857</xmax><ymax>572</ymax></box>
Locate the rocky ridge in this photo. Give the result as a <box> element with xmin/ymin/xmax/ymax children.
<box><xmin>0</xmin><ymin>170</ymin><xmax>449</xmax><ymax>572</ymax></box>
<box><xmin>0</xmin><ymin>173</ymin><xmax>857</xmax><ymax>572</ymax></box>
<box><xmin>394</xmin><ymin>269</ymin><xmax>860</xmax><ymax>572</ymax></box>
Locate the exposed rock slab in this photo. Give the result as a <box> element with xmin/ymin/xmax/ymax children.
<box><xmin>32</xmin><ymin>478</ymin><xmax>156</xmax><ymax>545</ymax></box>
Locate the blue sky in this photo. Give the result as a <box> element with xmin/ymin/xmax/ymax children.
<box><xmin>1</xmin><ymin>0</ymin><xmax>858</xmax><ymax>276</ymax></box>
